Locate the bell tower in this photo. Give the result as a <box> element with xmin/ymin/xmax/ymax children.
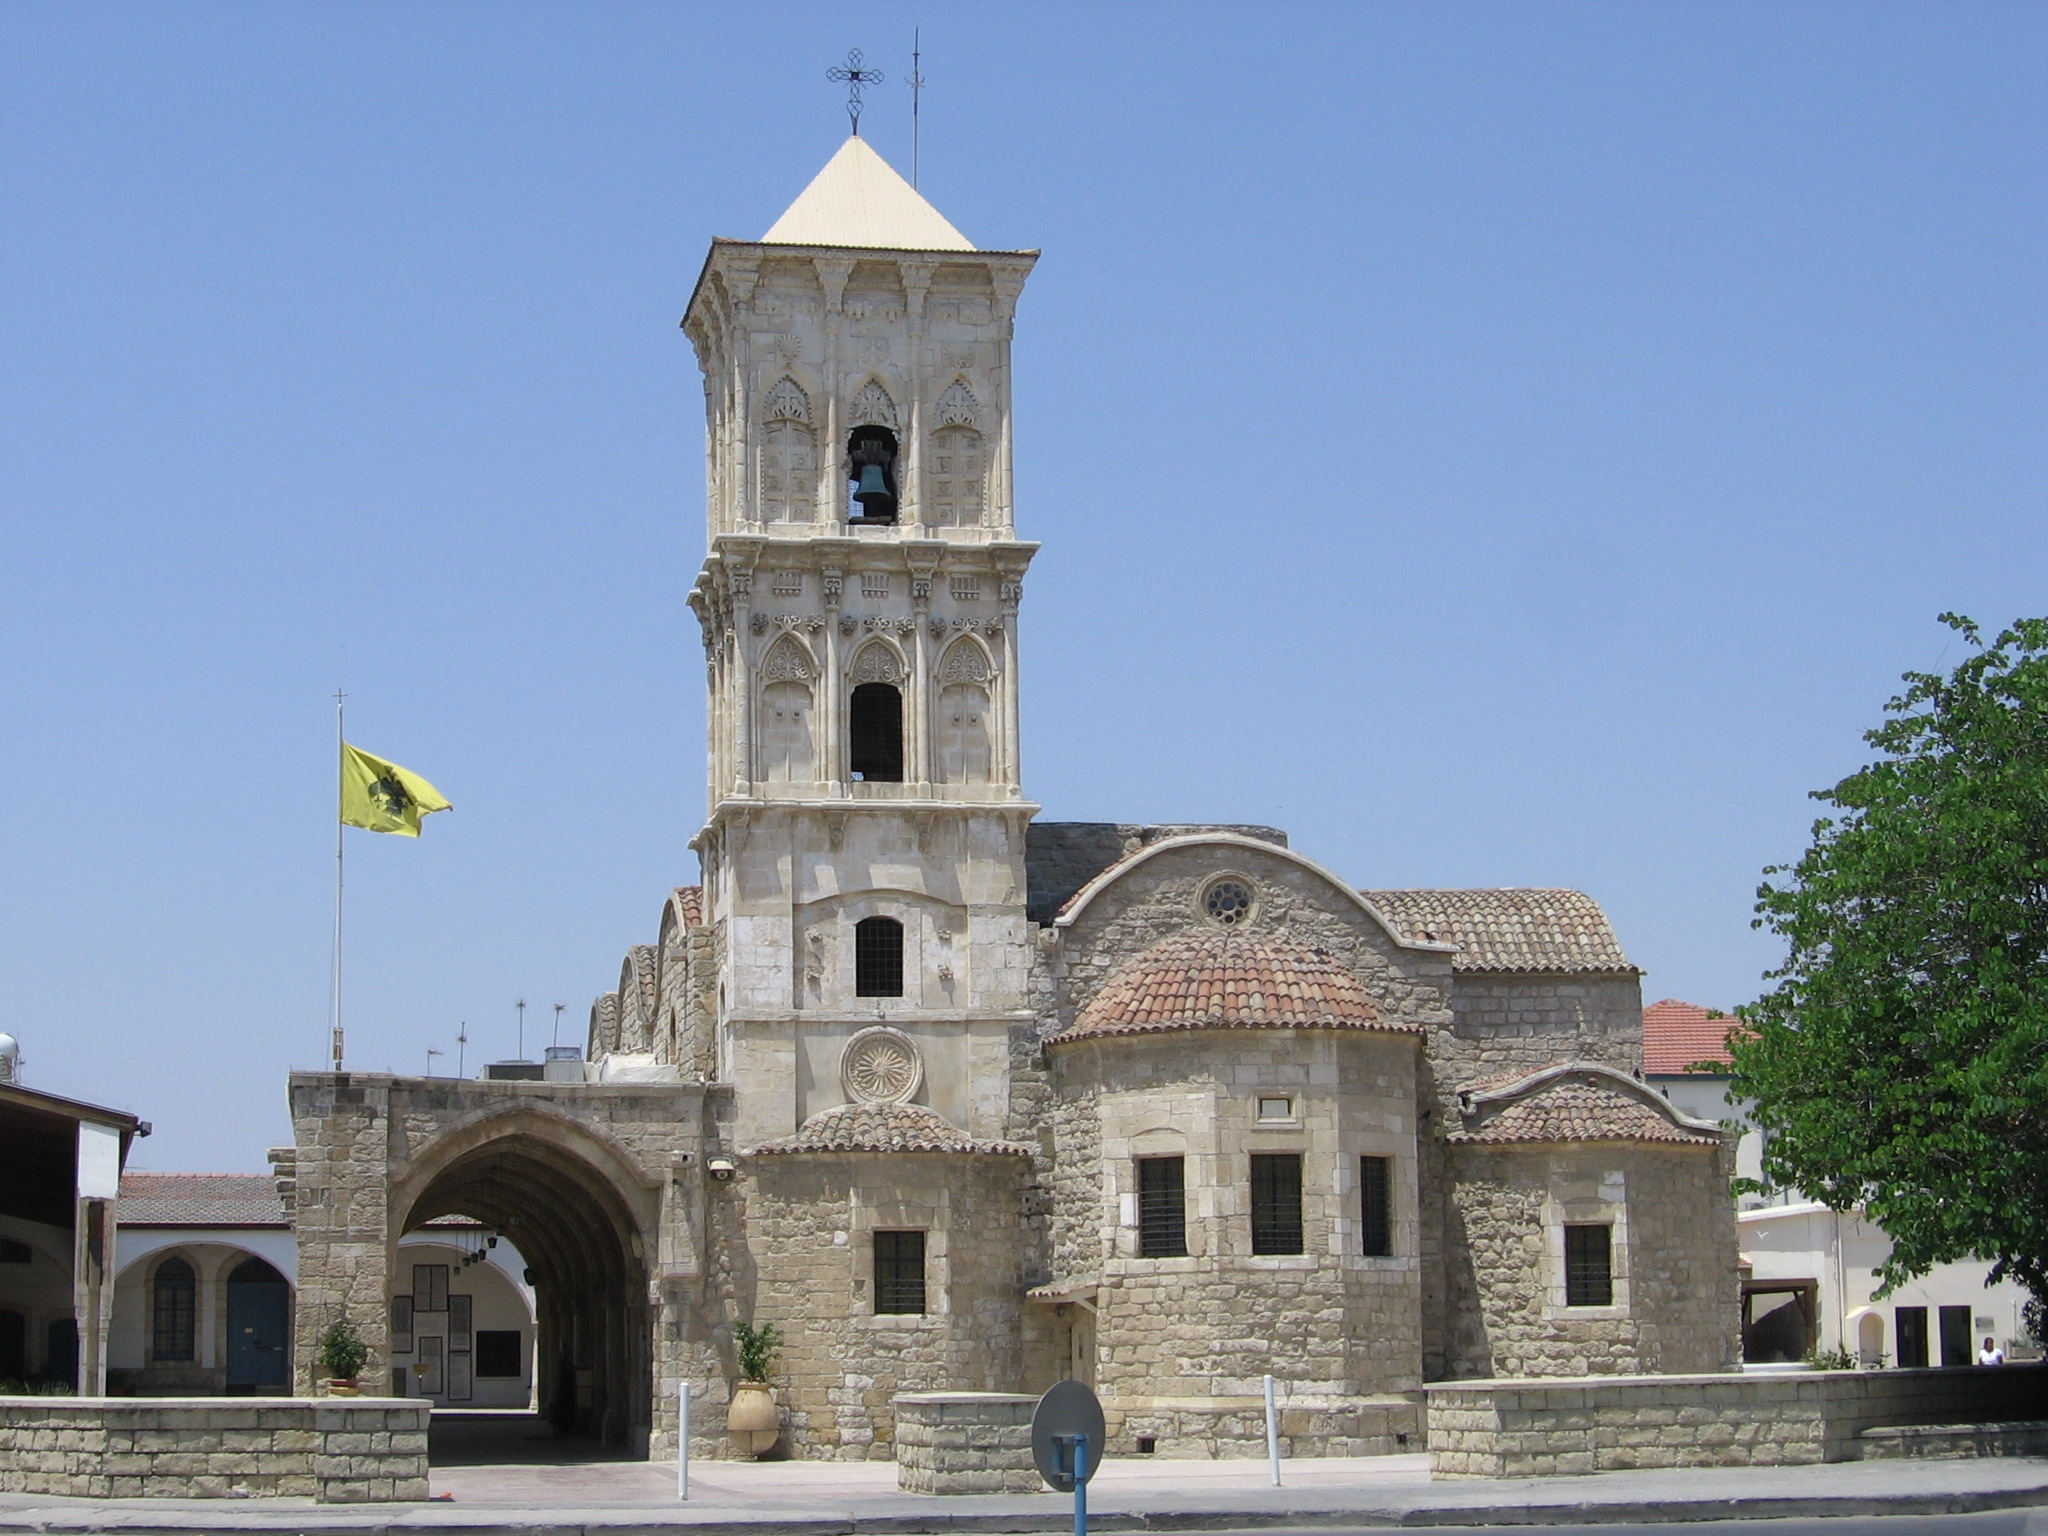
<box><xmin>682</xmin><ymin>137</ymin><xmax>1040</xmax><ymax>1149</ymax></box>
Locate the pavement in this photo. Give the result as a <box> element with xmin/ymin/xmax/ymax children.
<box><xmin>1</xmin><ymin>1413</ymin><xmax>2046</xmax><ymax>1532</ymax></box>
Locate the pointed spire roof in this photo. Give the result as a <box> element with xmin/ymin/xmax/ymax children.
<box><xmin>761</xmin><ymin>136</ymin><xmax>974</xmax><ymax>252</ymax></box>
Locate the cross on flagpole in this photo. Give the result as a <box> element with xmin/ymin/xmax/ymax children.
<box><xmin>827</xmin><ymin>49</ymin><xmax>884</xmax><ymax>136</ymax></box>
<box><xmin>332</xmin><ymin>690</ymin><xmax>346</xmax><ymax>1072</ymax></box>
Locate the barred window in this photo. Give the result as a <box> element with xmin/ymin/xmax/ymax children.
<box><xmin>1249</xmin><ymin>1153</ymin><xmax>1304</xmax><ymax>1255</ymax></box>
<box><xmin>854</xmin><ymin>916</ymin><xmax>904</xmax><ymax>998</ymax></box>
<box><xmin>151</xmin><ymin>1257</ymin><xmax>196</xmax><ymax>1362</ymax></box>
<box><xmin>1137</xmin><ymin>1156</ymin><xmax>1188</xmax><ymax>1258</ymax></box>
<box><xmin>1564</xmin><ymin>1224</ymin><xmax>1613</xmax><ymax>1307</ymax></box>
<box><xmin>873</xmin><ymin>1230</ymin><xmax>927</xmax><ymax>1314</ymax></box>
<box><xmin>1359</xmin><ymin>1156</ymin><xmax>1392</xmax><ymax>1257</ymax></box>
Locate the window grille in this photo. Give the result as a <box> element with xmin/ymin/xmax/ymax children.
<box><xmin>151</xmin><ymin>1257</ymin><xmax>196</xmax><ymax>1362</ymax></box>
<box><xmin>855</xmin><ymin>917</ymin><xmax>905</xmax><ymax>997</ymax></box>
<box><xmin>1249</xmin><ymin>1153</ymin><xmax>1304</xmax><ymax>1255</ymax></box>
<box><xmin>1137</xmin><ymin>1156</ymin><xmax>1188</xmax><ymax>1258</ymax></box>
<box><xmin>1359</xmin><ymin>1156</ymin><xmax>1393</xmax><ymax>1257</ymax></box>
<box><xmin>1563</xmin><ymin>1224</ymin><xmax>1613</xmax><ymax>1307</ymax></box>
<box><xmin>873</xmin><ymin>1230</ymin><xmax>927</xmax><ymax>1314</ymax></box>
<box><xmin>848</xmin><ymin>683</ymin><xmax>904</xmax><ymax>781</ymax></box>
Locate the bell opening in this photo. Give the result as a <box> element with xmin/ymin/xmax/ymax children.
<box><xmin>847</xmin><ymin>426</ymin><xmax>899</xmax><ymax>525</ymax></box>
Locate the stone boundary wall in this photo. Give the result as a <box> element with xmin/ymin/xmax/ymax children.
<box><xmin>892</xmin><ymin>1392</ymin><xmax>1041</xmax><ymax>1494</ymax></box>
<box><xmin>1427</xmin><ymin>1365</ymin><xmax>2048</xmax><ymax>1477</ymax></box>
<box><xmin>1105</xmin><ymin>1393</ymin><xmax>1422</xmax><ymax>1459</ymax></box>
<box><xmin>0</xmin><ymin>1397</ymin><xmax>429</xmax><ymax>1502</ymax></box>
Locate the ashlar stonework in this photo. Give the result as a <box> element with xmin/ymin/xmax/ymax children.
<box><xmin>281</xmin><ymin>134</ymin><xmax>1741</xmax><ymax>1465</ymax></box>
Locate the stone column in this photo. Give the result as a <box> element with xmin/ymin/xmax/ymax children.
<box><xmin>900</xmin><ymin>260</ymin><xmax>934</xmax><ymax>532</ymax></box>
<box><xmin>728</xmin><ymin>563</ymin><xmax>756</xmax><ymax>795</ymax></box>
<box><xmin>997</xmin><ymin>578</ymin><xmax>1023</xmax><ymax>791</ymax></box>
<box><xmin>910</xmin><ymin>571</ymin><xmax>935</xmax><ymax>789</ymax></box>
<box><xmin>815</xmin><ymin>258</ymin><xmax>853</xmax><ymax>526</ymax></box>
<box><xmin>821</xmin><ymin>567</ymin><xmax>844</xmax><ymax>788</ymax></box>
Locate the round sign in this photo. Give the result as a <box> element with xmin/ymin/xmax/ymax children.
<box><xmin>1030</xmin><ymin>1378</ymin><xmax>1107</xmax><ymax>1492</ymax></box>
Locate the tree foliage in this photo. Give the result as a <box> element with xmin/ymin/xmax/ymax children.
<box><xmin>1730</xmin><ymin>615</ymin><xmax>2048</xmax><ymax>1303</ymax></box>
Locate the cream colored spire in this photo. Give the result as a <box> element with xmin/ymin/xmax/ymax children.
<box><xmin>761</xmin><ymin>136</ymin><xmax>974</xmax><ymax>251</ymax></box>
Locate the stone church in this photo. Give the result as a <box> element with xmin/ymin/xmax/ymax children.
<box><xmin>280</xmin><ymin>135</ymin><xmax>1740</xmax><ymax>1462</ymax></box>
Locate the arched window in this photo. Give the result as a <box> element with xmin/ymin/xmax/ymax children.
<box><xmin>847</xmin><ymin>425</ymin><xmax>899</xmax><ymax>524</ymax></box>
<box><xmin>855</xmin><ymin>917</ymin><xmax>905</xmax><ymax>998</ymax></box>
<box><xmin>935</xmin><ymin>640</ymin><xmax>993</xmax><ymax>784</ymax></box>
<box><xmin>759</xmin><ymin>636</ymin><xmax>816</xmax><ymax>783</ymax></box>
<box><xmin>152</xmin><ymin>1256</ymin><xmax>196</xmax><ymax>1362</ymax></box>
<box><xmin>849</xmin><ymin>684</ymin><xmax>903</xmax><ymax>782</ymax></box>
<box><xmin>759</xmin><ymin>377</ymin><xmax>816</xmax><ymax>525</ymax></box>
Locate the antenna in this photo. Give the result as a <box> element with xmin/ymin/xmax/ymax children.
<box><xmin>828</xmin><ymin>49</ymin><xmax>884</xmax><ymax>137</ymax></box>
<box><xmin>456</xmin><ymin>1023</ymin><xmax>468</xmax><ymax>1078</ymax></box>
<box><xmin>515</xmin><ymin>998</ymin><xmax>527</xmax><ymax>1061</ymax></box>
<box><xmin>907</xmin><ymin>29</ymin><xmax>927</xmax><ymax>188</ymax></box>
<box><xmin>553</xmin><ymin>1003</ymin><xmax>565</xmax><ymax>1047</ymax></box>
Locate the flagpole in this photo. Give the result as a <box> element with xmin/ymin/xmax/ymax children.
<box><xmin>332</xmin><ymin>690</ymin><xmax>346</xmax><ymax>1073</ymax></box>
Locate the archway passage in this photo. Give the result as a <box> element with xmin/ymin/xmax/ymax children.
<box><xmin>402</xmin><ymin>1133</ymin><xmax>650</xmax><ymax>1458</ymax></box>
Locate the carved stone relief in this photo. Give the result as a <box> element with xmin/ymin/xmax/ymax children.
<box><xmin>840</xmin><ymin>1026</ymin><xmax>923</xmax><ymax>1106</ymax></box>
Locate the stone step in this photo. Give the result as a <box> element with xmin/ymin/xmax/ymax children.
<box><xmin>1856</xmin><ymin>1420</ymin><xmax>2048</xmax><ymax>1460</ymax></box>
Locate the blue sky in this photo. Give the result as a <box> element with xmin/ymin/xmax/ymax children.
<box><xmin>3</xmin><ymin>4</ymin><xmax>2042</xmax><ymax>1172</ymax></box>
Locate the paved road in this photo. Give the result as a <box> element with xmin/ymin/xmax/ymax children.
<box><xmin>1224</xmin><ymin>1517</ymin><xmax>2048</xmax><ymax>1536</ymax></box>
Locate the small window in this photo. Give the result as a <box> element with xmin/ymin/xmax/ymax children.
<box><xmin>413</xmin><ymin>1263</ymin><xmax>450</xmax><ymax>1314</ymax></box>
<box><xmin>1256</xmin><ymin>1096</ymin><xmax>1293</xmax><ymax>1122</ymax></box>
<box><xmin>1201</xmin><ymin>878</ymin><xmax>1256</xmax><ymax>927</ymax></box>
<box><xmin>151</xmin><ymin>1257</ymin><xmax>196</xmax><ymax>1362</ymax></box>
<box><xmin>475</xmin><ymin>1330</ymin><xmax>522</xmax><ymax>1378</ymax></box>
<box><xmin>854</xmin><ymin>916</ymin><xmax>905</xmax><ymax>997</ymax></box>
<box><xmin>1137</xmin><ymin>1156</ymin><xmax>1188</xmax><ymax>1258</ymax></box>
<box><xmin>1249</xmin><ymin>1153</ymin><xmax>1304</xmax><ymax>1255</ymax></box>
<box><xmin>1359</xmin><ymin>1155</ymin><xmax>1393</xmax><ymax>1258</ymax></box>
<box><xmin>1563</xmin><ymin>1223</ymin><xmax>1613</xmax><ymax>1307</ymax></box>
<box><xmin>874</xmin><ymin>1230</ymin><xmax>927</xmax><ymax>1314</ymax></box>
<box><xmin>849</xmin><ymin>683</ymin><xmax>904</xmax><ymax>781</ymax></box>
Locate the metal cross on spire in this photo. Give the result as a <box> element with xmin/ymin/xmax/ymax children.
<box><xmin>827</xmin><ymin>48</ymin><xmax>884</xmax><ymax>136</ymax></box>
<box><xmin>906</xmin><ymin>30</ymin><xmax>927</xmax><ymax>187</ymax></box>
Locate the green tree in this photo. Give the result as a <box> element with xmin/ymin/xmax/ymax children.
<box><xmin>1731</xmin><ymin>614</ymin><xmax>2048</xmax><ymax>1306</ymax></box>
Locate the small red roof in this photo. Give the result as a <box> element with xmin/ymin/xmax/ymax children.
<box><xmin>1643</xmin><ymin>998</ymin><xmax>1736</xmax><ymax>1075</ymax></box>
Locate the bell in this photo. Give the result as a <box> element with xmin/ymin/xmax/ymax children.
<box><xmin>854</xmin><ymin>463</ymin><xmax>895</xmax><ymax>519</ymax></box>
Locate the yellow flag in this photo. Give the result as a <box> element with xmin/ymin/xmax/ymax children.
<box><xmin>340</xmin><ymin>743</ymin><xmax>452</xmax><ymax>837</ymax></box>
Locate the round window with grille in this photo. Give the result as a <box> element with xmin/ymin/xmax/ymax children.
<box><xmin>1200</xmin><ymin>877</ymin><xmax>1257</xmax><ymax>928</ymax></box>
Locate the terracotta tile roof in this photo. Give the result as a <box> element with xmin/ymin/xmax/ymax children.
<box><xmin>748</xmin><ymin>1102</ymin><xmax>1032</xmax><ymax>1157</ymax></box>
<box><xmin>116</xmin><ymin>1173</ymin><xmax>286</xmax><ymax>1227</ymax></box>
<box><xmin>1450</xmin><ymin>1064</ymin><xmax>1722</xmax><ymax>1147</ymax></box>
<box><xmin>1359</xmin><ymin>889</ymin><xmax>1636</xmax><ymax>974</ymax></box>
<box><xmin>673</xmin><ymin>886</ymin><xmax>703</xmax><ymax>927</ymax></box>
<box><xmin>1643</xmin><ymin>998</ymin><xmax>1737</xmax><ymax>1074</ymax></box>
<box><xmin>1053</xmin><ymin>932</ymin><xmax>1413</xmax><ymax>1043</ymax></box>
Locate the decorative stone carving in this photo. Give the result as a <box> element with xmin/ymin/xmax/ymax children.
<box><xmin>761</xmin><ymin>635</ymin><xmax>816</xmax><ymax>683</ymax></box>
<box><xmin>773</xmin><ymin>333</ymin><xmax>803</xmax><ymax>363</ymax></box>
<box><xmin>939</xmin><ymin>342</ymin><xmax>974</xmax><ymax>370</ymax></box>
<box><xmin>938</xmin><ymin>638</ymin><xmax>992</xmax><ymax>683</ymax></box>
<box><xmin>763</xmin><ymin>376</ymin><xmax>812</xmax><ymax>424</ymax></box>
<box><xmin>848</xmin><ymin>642</ymin><xmax>904</xmax><ymax>685</ymax></box>
<box><xmin>857</xmin><ymin>337</ymin><xmax>890</xmax><ymax>367</ymax></box>
<box><xmin>849</xmin><ymin>379</ymin><xmax>899</xmax><ymax>430</ymax></box>
<box><xmin>840</xmin><ymin>1026</ymin><xmax>923</xmax><ymax>1106</ymax></box>
<box><xmin>934</xmin><ymin>378</ymin><xmax>981</xmax><ymax>429</ymax></box>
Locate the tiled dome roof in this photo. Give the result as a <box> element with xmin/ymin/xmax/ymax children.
<box><xmin>1053</xmin><ymin>932</ymin><xmax>1409</xmax><ymax>1043</ymax></box>
<box><xmin>747</xmin><ymin>1102</ymin><xmax>1031</xmax><ymax>1157</ymax></box>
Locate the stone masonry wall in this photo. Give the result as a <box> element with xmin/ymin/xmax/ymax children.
<box><xmin>1441</xmin><ymin>1143</ymin><xmax>1739</xmax><ymax>1380</ymax></box>
<box><xmin>1427</xmin><ymin>1364</ymin><xmax>2048</xmax><ymax>1476</ymax></box>
<box><xmin>1024</xmin><ymin>823</ymin><xmax>1288</xmax><ymax>926</ymax></box>
<box><xmin>0</xmin><ymin>1397</ymin><xmax>428</xmax><ymax>1501</ymax></box>
<box><xmin>891</xmin><ymin>1392</ymin><xmax>1041</xmax><ymax>1493</ymax></box>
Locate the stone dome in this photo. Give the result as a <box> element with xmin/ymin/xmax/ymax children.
<box><xmin>1054</xmin><ymin>931</ymin><xmax>1408</xmax><ymax>1042</ymax></box>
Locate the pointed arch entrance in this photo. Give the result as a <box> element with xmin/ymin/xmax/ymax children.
<box><xmin>397</xmin><ymin>1121</ymin><xmax>651</xmax><ymax>1452</ymax></box>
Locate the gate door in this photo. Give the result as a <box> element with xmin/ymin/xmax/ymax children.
<box><xmin>226</xmin><ymin>1257</ymin><xmax>290</xmax><ymax>1391</ymax></box>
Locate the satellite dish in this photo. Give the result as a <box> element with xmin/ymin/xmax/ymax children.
<box><xmin>1031</xmin><ymin>1378</ymin><xmax>1106</xmax><ymax>1492</ymax></box>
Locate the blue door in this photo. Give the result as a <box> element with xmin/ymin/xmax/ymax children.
<box><xmin>225</xmin><ymin>1258</ymin><xmax>290</xmax><ymax>1392</ymax></box>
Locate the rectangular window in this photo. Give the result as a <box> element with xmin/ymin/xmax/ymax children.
<box><xmin>1359</xmin><ymin>1155</ymin><xmax>1393</xmax><ymax>1257</ymax></box>
<box><xmin>412</xmin><ymin>1263</ymin><xmax>449</xmax><ymax>1314</ymax></box>
<box><xmin>1896</xmin><ymin>1305</ymin><xmax>1929</xmax><ymax>1367</ymax></box>
<box><xmin>475</xmin><ymin>1330</ymin><xmax>522</xmax><ymax>1379</ymax></box>
<box><xmin>1137</xmin><ymin>1156</ymin><xmax>1188</xmax><ymax>1258</ymax></box>
<box><xmin>1249</xmin><ymin>1153</ymin><xmax>1304</xmax><ymax>1255</ymax></box>
<box><xmin>1256</xmin><ymin>1096</ymin><xmax>1294</xmax><ymax>1121</ymax></box>
<box><xmin>391</xmin><ymin>1295</ymin><xmax>414</xmax><ymax>1354</ymax></box>
<box><xmin>1563</xmin><ymin>1224</ymin><xmax>1613</xmax><ymax>1307</ymax></box>
<box><xmin>873</xmin><ymin>1230</ymin><xmax>927</xmax><ymax>1315</ymax></box>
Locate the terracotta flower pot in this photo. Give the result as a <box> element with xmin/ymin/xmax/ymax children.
<box><xmin>726</xmin><ymin>1380</ymin><xmax>779</xmax><ymax>1456</ymax></box>
<box><xmin>327</xmin><ymin>1379</ymin><xmax>361</xmax><ymax>1397</ymax></box>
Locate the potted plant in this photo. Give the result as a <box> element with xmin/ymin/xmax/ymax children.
<box><xmin>726</xmin><ymin>1320</ymin><xmax>782</xmax><ymax>1456</ymax></box>
<box><xmin>316</xmin><ymin>1318</ymin><xmax>369</xmax><ymax>1396</ymax></box>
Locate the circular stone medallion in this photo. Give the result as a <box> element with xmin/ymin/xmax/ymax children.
<box><xmin>841</xmin><ymin>1026</ymin><xmax>924</xmax><ymax>1106</ymax></box>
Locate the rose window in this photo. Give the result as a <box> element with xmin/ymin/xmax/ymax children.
<box><xmin>841</xmin><ymin>1027</ymin><xmax>924</xmax><ymax>1105</ymax></box>
<box><xmin>1202</xmin><ymin>879</ymin><xmax>1256</xmax><ymax>927</ymax></box>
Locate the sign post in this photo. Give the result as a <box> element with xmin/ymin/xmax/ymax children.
<box><xmin>1032</xmin><ymin>1378</ymin><xmax>1106</xmax><ymax>1536</ymax></box>
<box><xmin>677</xmin><ymin>1381</ymin><xmax>691</xmax><ymax>1500</ymax></box>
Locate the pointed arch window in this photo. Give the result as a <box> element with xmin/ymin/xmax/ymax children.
<box><xmin>935</xmin><ymin>639</ymin><xmax>993</xmax><ymax>784</ymax></box>
<box><xmin>759</xmin><ymin>636</ymin><xmax>817</xmax><ymax>783</ymax></box>
<box><xmin>758</xmin><ymin>377</ymin><xmax>816</xmax><ymax>525</ymax></box>
<box><xmin>927</xmin><ymin>380</ymin><xmax>986</xmax><ymax>528</ymax></box>
<box><xmin>152</xmin><ymin>1256</ymin><xmax>196</xmax><ymax>1362</ymax></box>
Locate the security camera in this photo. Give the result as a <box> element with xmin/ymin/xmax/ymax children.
<box><xmin>706</xmin><ymin>1156</ymin><xmax>737</xmax><ymax>1181</ymax></box>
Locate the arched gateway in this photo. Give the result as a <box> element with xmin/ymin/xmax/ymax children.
<box><xmin>278</xmin><ymin>1077</ymin><xmax>702</xmax><ymax>1455</ymax></box>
